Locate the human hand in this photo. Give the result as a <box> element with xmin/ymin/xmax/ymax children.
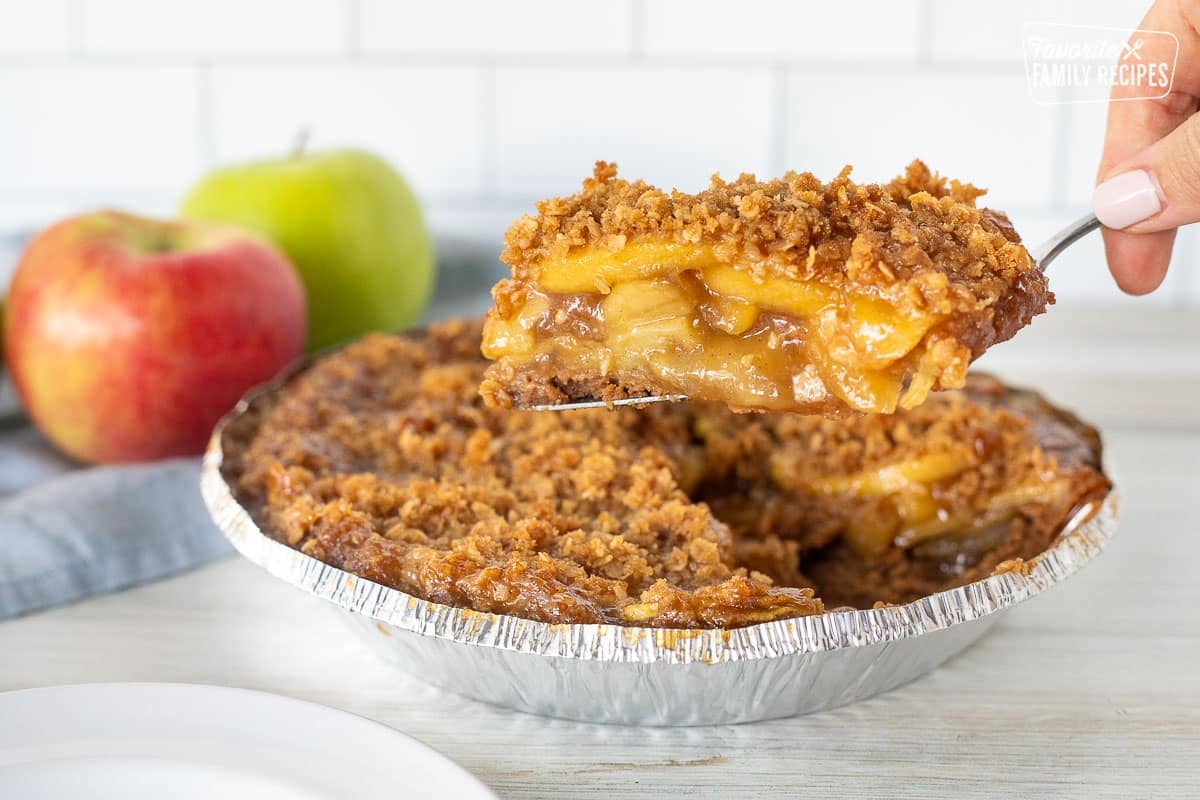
<box><xmin>1093</xmin><ymin>0</ymin><xmax>1200</xmax><ymax>294</ymax></box>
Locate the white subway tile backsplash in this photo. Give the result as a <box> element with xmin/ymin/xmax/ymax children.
<box><xmin>81</xmin><ymin>0</ymin><xmax>346</xmax><ymax>55</ymax></box>
<box><xmin>208</xmin><ymin>66</ymin><xmax>484</xmax><ymax>196</ymax></box>
<box><xmin>784</xmin><ymin>70</ymin><xmax>1057</xmax><ymax>210</ymax></box>
<box><xmin>493</xmin><ymin>66</ymin><xmax>773</xmax><ymax>196</ymax></box>
<box><xmin>0</xmin><ymin>67</ymin><xmax>199</xmax><ymax>193</ymax></box>
<box><xmin>643</xmin><ymin>0</ymin><xmax>921</xmax><ymax>61</ymax></box>
<box><xmin>0</xmin><ymin>0</ymin><xmax>1191</xmax><ymax>308</ymax></box>
<box><xmin>0</xmin><ymin>1</ymin><xmax>71</xmax><ymax>55</ymax></box>
<box><xmin>360</xmin><ymin>0</ymin><xmax>633</xmax><ymax>56</ymax></box>
<box><xmin>1063</xmin><ymin>98</ymin><xmax>1108</xmax><ymax>208</ymax></box>
<box><xmin>930</xmin><ymin>0</ymin><xmax>1150</xmax><ymax>62</ymax></box>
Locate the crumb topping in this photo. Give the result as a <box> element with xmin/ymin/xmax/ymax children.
<box><xmin>223</xmin><ymin>321</ymin><xmax>1108</xmax><ymax>628</ymax></box>
<box><xmin>500</xmin><ymin>160</ymin><xmax>1049</xmax><ymax>317</ymax></box>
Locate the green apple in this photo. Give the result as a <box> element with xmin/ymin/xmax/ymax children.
<box><xmin>181</xmin><ymin>148</ymin><xmax>435</xmax><ymax>352</ymax></box>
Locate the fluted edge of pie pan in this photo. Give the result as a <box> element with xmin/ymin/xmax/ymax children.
<box><xmin>200</xmin><ymin>355</ymin><xmax>1119</xmax><ymax>725</ymax></box>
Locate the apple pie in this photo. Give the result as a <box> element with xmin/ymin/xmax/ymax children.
<box><xmin>480</xmin><ymin>161</ymin><xmax>1051</xmax><ymax>415</ymax></box>
<box><xmin>222</xmin><ymin>321</ymin><xmax>1109</xmax><ymax>628</ymax></box>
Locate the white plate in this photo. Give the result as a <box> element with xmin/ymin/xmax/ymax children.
<box><xmin>0</xmin><ymin>683</ymin><xmax>496</xmax><ymax>800</ymax></box>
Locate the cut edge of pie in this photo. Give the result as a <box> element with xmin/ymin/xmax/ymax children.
<box><xmin>480</xmin><ymin>160</ymin><xmax>1052</xmax><ymax>415</ymax></box>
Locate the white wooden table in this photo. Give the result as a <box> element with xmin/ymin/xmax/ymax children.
<box><xmin>1</xmin><ymin>309</ymin><xmax>1198</xmax><ymax>798</ymax></box>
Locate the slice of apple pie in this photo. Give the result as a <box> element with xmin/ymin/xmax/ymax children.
<box><xmin>480</xmin><ymin>161</ymin><xmax>1051</xmax><ymax>415</ymax></box>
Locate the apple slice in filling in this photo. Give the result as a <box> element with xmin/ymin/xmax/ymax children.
<box><xmin>481</xmin><ymin>240</ymin><xmax>965</xmax><ymax>415</ymax></box>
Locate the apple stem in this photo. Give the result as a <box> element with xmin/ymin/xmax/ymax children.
<box><xmin>290</xmin><ymin>127</ymin><xmax>312</xmax><ymax>159</ymax></box>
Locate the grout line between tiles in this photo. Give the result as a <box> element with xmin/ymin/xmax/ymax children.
<box><xmin>629</xmin><ymin>0</ymin><xmax>645</xmax><ymax>60</ymax></box>
<box><xmin>480</xmin><ymin>63</ymin><xmax>497</xmax><ymax>196</ymax></box>
<box><xmin>65</xmin><ymin>0</ymin><xmax>84</xmax><ymax>56</ymax></box>
<box><xmin>0</xmin><ymin>188</ymin><xmax>1071</xmax><ymax>221</ymax></box>
<box><xmin>1049</xmin><ymin>84</ymin><xmax>1073</xmax><ymax>211</ymax></box>
<box><xmin>345</xmin><ymin>0</ymin><xmax>362</xmax><ymax>59</ymax></box>
<box><xmin>916</xmin><ymin>0</ymin><xmax>934</xmax><ymax>65</ymax></box>
<box><xmin>0</xmin><ymin>52</ymin><xmax>1030</xmax><ymax>73</ymax></box>
<box><xmin>194</xmin><ymin>58</ymin><xmax>216</xmax><ymax>168</ymax></box>
<box><xmin>769</xmin><ymin>64</ymin><xmax>787</xmax><ymax>174</ymax></box>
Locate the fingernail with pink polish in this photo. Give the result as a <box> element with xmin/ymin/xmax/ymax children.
<box><xmin>1093</xmin><ymin>169</ymin><xmax>1163</xmax><ymax>229</ymax></box>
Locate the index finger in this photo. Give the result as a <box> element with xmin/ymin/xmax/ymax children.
<box><xmin>1097</xmin><ymin>0</ymin><xmax>1200</xmax><ymax>293</ymax></box>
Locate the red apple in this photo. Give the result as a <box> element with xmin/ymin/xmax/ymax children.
<box><xmin>5</xmin><ymin>211</ymin><xmax>306</xmax><ymax>463</ymax></box>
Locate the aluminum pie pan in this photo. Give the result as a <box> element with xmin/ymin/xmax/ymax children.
<box><xmin>200</xmin><ymin>363</ymin><xmax>1118</xmax><ymax>726</ymax></box>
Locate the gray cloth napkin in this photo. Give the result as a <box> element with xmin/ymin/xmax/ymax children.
<box><xmin>0</xmin><ymin>235</ymin><xmax>502</xmax><ymax>620</ymax></box>
<box><xmin>0</xmin><ymin>438</ymin><xmax>232</xmax><ymax>618</ymax></box>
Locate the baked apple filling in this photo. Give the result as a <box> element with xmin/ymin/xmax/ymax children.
<box><xmin>770</xmin><ymin>441</ymin><xmax>1069</xmax><ymax>559</ymax></box>
<box><xmin>480</xmin><ymin>161</ymin><xmax>1051</xmax><ymax>415</ymax></box>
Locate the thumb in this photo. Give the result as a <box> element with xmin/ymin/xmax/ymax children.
<box><xmin>1093</xmin><ymin>108</ymin><xmax>1200</xmax><ymax>233</ymax></box>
